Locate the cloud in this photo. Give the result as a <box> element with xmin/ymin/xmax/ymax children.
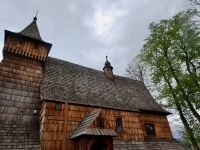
<box><xmin>0</xmin><ymin>0</ymin><xmax>187</xmax><ymax>139</ymax></box>
<box><xmin>0</xmin><ymin>0</ymin><xmax>185</xmax><ymax>75</ymax></box>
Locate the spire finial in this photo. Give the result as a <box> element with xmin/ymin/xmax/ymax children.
<box><xmin>33</xmin><ymin>10</ymin><xmax>38</xmax><ymax>21</ymax></box>
<box><xmin>106</xmin><ymin>54</ymin><xmax>108</xmax><ymax>61</ymax></box>
<box><xmin>36</xmin><ymin>10</ymin><xmax>38</xmax><ymax>18</ymax></box>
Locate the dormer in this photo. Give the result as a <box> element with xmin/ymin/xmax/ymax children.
<box><xmin>3</xmin><ymin>16</ymin><xmax>52</xmax><ymax>61</ymax></box>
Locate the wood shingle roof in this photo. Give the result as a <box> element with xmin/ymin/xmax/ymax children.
<box><xmin>70</xmin><ymin>109</ymin><xmax>118</xmax><ymax>139</ymax></box>
<box><xmin>19</xmin><ymin>17</ymin><xmax>43</xmax><ymax>41</ymax></box>
<box><xmin>113</xmin><ymin>138</ymin><xmax>189</xmax><ymax>150</ymax></box>
<box><xmin>41</xmin><ymin>57</ymin><xmax>169</xmax><ymax>114</ymax></box>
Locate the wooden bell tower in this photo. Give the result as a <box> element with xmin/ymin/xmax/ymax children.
<box><xmin>0</xmin><ymin>16</ymin><xmax>52</xmax><ymax>149</ymax></box>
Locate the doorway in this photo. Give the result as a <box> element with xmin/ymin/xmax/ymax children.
<box><xmin>90</xmin><ymin>140</ymin><xmax>107</xmax><ymax>150</ymax></box>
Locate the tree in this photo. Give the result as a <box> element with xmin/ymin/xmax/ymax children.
<box><xmin>187</xmin><ymin>0</ymin><xmax>200</xmax><ymax>17</ymax></box>
<box><xmin>125</xmin><ymin>55</ymin><xmax>155</xmax><ymax>94</ymax></box>
<box><xmin>139</xmin><ymin>11</ymin><xmax>200</xmax><ymax>150</ymax></box>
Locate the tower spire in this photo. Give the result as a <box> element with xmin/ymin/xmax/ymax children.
<box><xmin>34</xmin><ymin>10</ymin><xmax>38</xmax><ymax>21</ymax></box>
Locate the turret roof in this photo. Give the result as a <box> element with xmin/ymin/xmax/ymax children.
<box><xmin>19</xmin><ymin>17</ymin><xmax>43</xmax><ymax>41</ymax></box>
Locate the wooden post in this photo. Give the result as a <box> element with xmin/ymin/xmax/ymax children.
<box><xmin>62</xmin><ymin>103</ymin><xmax>68</xmax><ymax>150</ymax></box>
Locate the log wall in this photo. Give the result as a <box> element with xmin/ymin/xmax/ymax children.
<box><xmin>40</xmin><ymin>102</ymin><xmax>173</xmax><ymax>150</ymax></box>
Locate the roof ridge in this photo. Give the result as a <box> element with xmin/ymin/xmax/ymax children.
<box><xmin>47</xmin><ymin>56</ymin><xmax>145</xmax><ymax>84</ymax></box>
<box><xmin>19</xmin><ymin>18</ymin><xmax>43</xmax><ymax>41</ymax></box>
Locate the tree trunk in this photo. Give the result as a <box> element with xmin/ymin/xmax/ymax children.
<box><xmin>177</xmin><ymin>106</ymin><xmax>200</xmax><ymax>150</ymax></box>
<box><xmin>166</xmin><ymin>59</ymin><xmax>200</xmax><ymax>123</ymax></box>
<box><xmin>161</xmin><ymin>69</ymin><xmax>200</xmax><ymax>150</ymax></box>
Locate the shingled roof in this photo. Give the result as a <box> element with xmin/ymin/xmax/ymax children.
<box><xmin>113</xmin><ymin>138</ymin><xmax>189</xmax><ymax>150</ymax></box>
<box><xmin>41</xmin><ymin>57</ymin><xmax>169</xmax><ymax>114</ymax></box>
<box><xmin>19</xmin><ymin>17</ymin><xmax>43</xmax><ymax>41</ymax></box>
<box><xmin>70</xmin><ymin>109</ymin><xmax>117</xmax><ymax>139</ymax></box>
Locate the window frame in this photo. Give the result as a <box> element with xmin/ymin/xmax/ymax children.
<box><xmin>55</xmin><ymin>103</ymin><xmax>62</xmax><ymax>110</ymax></box>
<box><xmin>145</xmin><ymin>123</ymin><xmax>156</xmax><ymax>136</ymax></box>
<box><xmin>97</xmin><ymin>116</ymin><xmax>104</xmax><ymax>128</ymax></box>
<box><xmin>115</xmin><ymin>118</ymin><xmax>123</xmax><ymax>133</ymax></box>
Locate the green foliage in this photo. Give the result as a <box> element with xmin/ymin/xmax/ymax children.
<box><xmin>139</xmin><ymin>10</ymin><xmax>200</xmax><ymax>148</ymax></box>
<box><xmin>179</xmin><ymin>140</ymin><xmax>192</xmax><ymax>149</ymax></box>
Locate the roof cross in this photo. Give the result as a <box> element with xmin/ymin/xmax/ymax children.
<box><xmin>34</xmin><ymin>10</ymin><xmax>38</xmax><ymax>21</ymax></box>
<box><xmin>36</xmin><ymin>10</ymin><xmax>38</xmax><ymax>18</ymax></box>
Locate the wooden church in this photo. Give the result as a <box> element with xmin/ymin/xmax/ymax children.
<box><xmin>0</xmin><ymin>17</ymin><xmax>188</xmax><ymax>150</ymax></box>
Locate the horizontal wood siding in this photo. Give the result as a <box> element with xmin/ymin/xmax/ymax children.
<box><xmin>140</xmin><ymin>113</ymin><xmax>173</xmax><ymax>138</ymax></box>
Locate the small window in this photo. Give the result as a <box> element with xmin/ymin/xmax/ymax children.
<box><xmin>55</xmin><ymin>103</ymin><xmax>62</xmax><ymax>110</ymax></box>
<box><xmin>97</xmin><ymin>117</ymin><xmax>104</xmax><ymax>128</ymax></box>
<box><xmin>35</xmin><ymin>45</ymin><xmax>38</xmax><ymax>49</ymax></box>
<box><xmin>116</xmin><ymin>118</ymin><xmax>123</xmax><ymax>133</ymax></box>
<box><xmin>19</xmin><ymin>40</ymin><xmax>23</xmax><ymax>45</ymax></box>
<box><xmin>145</xmin><ymin>124</ymin><xmax>156</xmax><ymax>136</ymax></box>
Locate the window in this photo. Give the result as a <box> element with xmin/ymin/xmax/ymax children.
<box><xmin>97</xmin><ymin>117</ymin><xmax>104</xmax><ymax>128</ymax></box>
<box><xmin>55</xmin><ymin>103</ymin><xmax>62</xmax><ymax>110</ymax></box>
<box><xmin>19</xmin><ymin>40</ymin><xmax>23</xmax><ymax>45</ymax></box>
<box><xmin>145</xmin><ymin>124</ymin><xmax>156</xmax><ymax>136</ymax></box>
<box><xmin>116</xmin><ymin>118</ymin><xmax>123</xmax><ymax>133</ymax></box>
<box><xmin>35</xmin><ymin>45</ymin><xmax>38</xmax><ymax>49</ymax></box>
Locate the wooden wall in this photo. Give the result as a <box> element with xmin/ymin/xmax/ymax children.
<box><xmin>0</xmin><ymin>53</ymin><xmax>42</xmax><ymax>149</ymax></box>
<box><xmin>66</xmin><ymin>105</ymin><xmax>143</xmax><ymax>140</ymax></box>
<box><xmin>40</xmin><ymin>101</ymin><xmax>66</xmax><ymax>150</ymax></box>
<box><xmin>3</xmin><ymin>35</ymin><xmax>48</xmax><ymax>61</ymax></box>
<box><xmin>40</xmin><ymin>102</ymin><xmax>173</xmax><ymax>150</ymax></box>
<box><xmin>140</xmin><ymin>113</ymin><xmax>173</xmax><ymax>138</ymax></box>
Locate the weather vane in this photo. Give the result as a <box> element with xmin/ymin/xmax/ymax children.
<box><xmin>36</xmin><ymin>10</ymin><xmax>38</xmax><ymax>18</ymax></box>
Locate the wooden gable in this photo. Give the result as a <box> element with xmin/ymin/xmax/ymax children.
<box><xmin>89</xmin><ymin>110</ymin><xmax>113</xmax><ymax>130</ymax></box>
<box><xmin>70</xmin><ymin>109</ymin><xmax>117</xmax><ymax>139</ymax></box>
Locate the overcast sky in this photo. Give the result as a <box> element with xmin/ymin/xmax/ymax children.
<box><xmin>0</xmin><ymin>0</ymin><xmax>186</xmax><ymax>138</ymax></box>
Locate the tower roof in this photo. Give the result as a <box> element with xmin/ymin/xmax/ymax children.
<box><xmin>103</xmin><ymin>55</ymin><xmax>113</xmax><ymax>70</ymax></box>
<box><xmin>19</xmin><ymin>17</ymin><xmax>43</xmax><ymax>41</ymax></box>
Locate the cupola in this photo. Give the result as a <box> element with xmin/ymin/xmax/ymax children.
<box><xmin>103</xmin><ymin>56</ymin><xmax>114</xmax><ymax>80</ymax></box>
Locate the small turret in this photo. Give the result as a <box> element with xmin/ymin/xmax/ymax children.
<box><xmin>103</xmin><ymin>56</ymin><xmax>114</xmax><ymax>80</ymax></box>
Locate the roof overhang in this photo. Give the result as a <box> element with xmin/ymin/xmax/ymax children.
<box><xmin>70</xmin><ymin>128</ymin><xmax>118</xmax><ymax>139</ymax></box>
<box><xmin>139</xmin><ymin>109</ymin><xmax>172</xmax><ymax>115</ymax></box>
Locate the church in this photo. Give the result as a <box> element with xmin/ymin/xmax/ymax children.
<box><xmin>0</xmin><ymin>16</ymin><xmax>188</xmax><ymax>150</ymax></box>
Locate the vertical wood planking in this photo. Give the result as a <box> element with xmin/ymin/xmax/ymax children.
<box><xmin>62</xmin><ymin>102</ymin><xmax>68</xmax><ymax>150</ymax></box>
<box><xmin>40</xmin><ymin>101</ymin><xmax>172</xmax><ymax>149</ymax></box>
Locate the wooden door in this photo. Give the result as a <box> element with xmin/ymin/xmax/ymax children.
<box><xmin>90</xmin><ymin>140</ymin><xmax>107</xmax><ymax>150</ymax></box>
